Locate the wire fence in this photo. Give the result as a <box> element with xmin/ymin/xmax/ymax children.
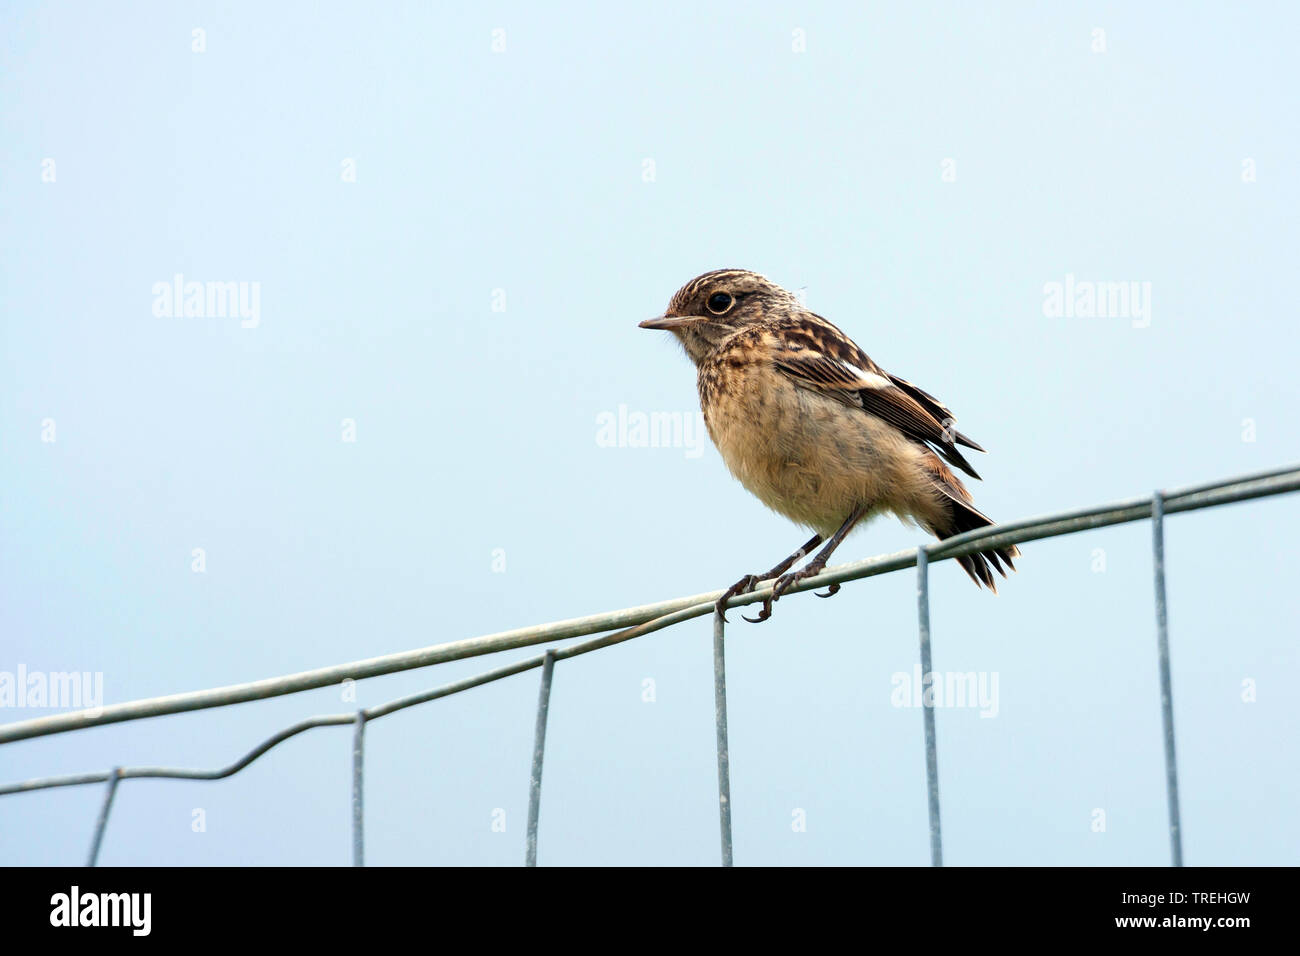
<box><xmin>2</xmin><ymin>463</ymin><xmax>1298</xmax><ymax>866</ymax></box>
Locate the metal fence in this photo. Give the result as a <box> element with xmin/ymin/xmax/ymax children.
<box><xmin>3</xmin><ymin>463</ymin><xmax>1298</xmax><ymax>866</ymax></box>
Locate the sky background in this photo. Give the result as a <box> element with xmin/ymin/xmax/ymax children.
<box><xmin>2</xmin><ymin>1</ymin><xmax>1297</xmax><ymax>866</ymax></box>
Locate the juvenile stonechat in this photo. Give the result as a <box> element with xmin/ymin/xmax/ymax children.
<box><xmin>640</xmin><ymin>268</ymin><xmax>1019</xmax><ymax>622</ymax></box>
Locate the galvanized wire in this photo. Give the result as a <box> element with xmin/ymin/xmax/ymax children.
<box><xmin>352</xmin><ymin>710</ymin><xmax>366</xmax><ymax>867</ymax></box>
<box><xmin>86</xmin><ymin>767</ymin><xmax>120</xmax><ymax>867</ymax></box>
<box><xmin>713</xmin><ymin>610</ymin><xmax>734</xmax><ymax>867</ymax></box>
<box><xmin>3</xmin><ymin>465</ymin><xmax>1294</xmax><ymax>749</ymax></box>
<box><xmin>0</xmin><ymin>616</ymin><xmax>700</xmax><ymax>797</ymax></box>
<box><xmin>1</xmin><ymin>714</ymin><xmax>358</xmax><ymax>795</ymax></box>
<box><xmin>0</xmin><ymin>463</ymin><xmax>1297</xmax><ymax>867</ymax></box>
<box><xmin>916</xmin><ymin>548</ymin><xmax>943</xmax><ymax>867</ymax></box>
<box><xmin>1152</xmin><ymin>491</ymin><xmax>1184</xmax><ymax>867</ymax></box>
<box><xmin>525</xmin><ymin>650</ymin><xmax>556</xmax><ymax>867</ymax></box>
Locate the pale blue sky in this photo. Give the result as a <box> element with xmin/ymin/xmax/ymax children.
<box><xmin>2</xmin><ymin>1</ymin><xmax>1297</xmax><ymax>865</ymax></box>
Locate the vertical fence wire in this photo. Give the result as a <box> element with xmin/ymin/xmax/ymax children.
<box><xmin>713</xmin><ymin>610</ymin><xmax>734</xmax><ymax>867</ymax></box>
<box><xmin>916</xmin><ymin>548</ymin><xmax>943</xmax><ymax>867</ymax></box>
<box><xmin>525</xmin><ymin>650</ymin><xmax>556</xmax><ymax>867</ymax></box>
<box><xmin>1152</xmin><ymin>491</ymin><xmax>1184</xmax><ymax>867</ymax></box>
<box><xmin>86</xmin><ymin>766</ymin><xmax>121</xmax><ymax>867</ymax></box>
<box><xmin>352</xmin><ymin>710</ymin><xmax>366</xmax><ymax>867</ymax></box>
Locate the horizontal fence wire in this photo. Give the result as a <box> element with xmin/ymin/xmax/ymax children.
<box><xmin>1</xmin><ymin>463</ymin><xmax>1297</xmax><ymax>866</ymax></box>
<box><xmin>3</xmin><ymin>463</ymin><xmax>1295</xmax><ymax>752</ymax></box>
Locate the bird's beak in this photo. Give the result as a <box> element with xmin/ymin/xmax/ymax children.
<box><xmin>639</xmin><ymin>314</ymin><xmax>703</xmax><ymax>330</ymax></box>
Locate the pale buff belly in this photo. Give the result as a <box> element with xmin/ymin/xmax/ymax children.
<box><xmin>702</xmin><ymin>368</ymin><xmax>931</xmax><ymax>538</ymax></box>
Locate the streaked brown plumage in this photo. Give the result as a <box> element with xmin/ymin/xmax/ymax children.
<box><xmin>640</xmin><ymin>268</ymin><xmax>1019</xmax><ymax>622</ymax></box>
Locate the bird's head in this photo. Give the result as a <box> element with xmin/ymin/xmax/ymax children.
<box><xmin>639</xmin><ymin>269</ymin><xmax>800</xmax><ymax>364</ymax></box>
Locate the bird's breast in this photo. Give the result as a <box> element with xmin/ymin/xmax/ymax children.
<box><xmin>699</xmin><ymin>355</ymin><xmax>920</xmax><ymax>535</ymax></box>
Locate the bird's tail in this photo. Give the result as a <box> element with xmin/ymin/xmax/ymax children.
<box><xmin>922</xmin><ymin>458</ymin><xmax>1019</xmax><ymax>591</ymax></box>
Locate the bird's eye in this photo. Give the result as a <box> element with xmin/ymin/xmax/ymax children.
<box><xmin>706</xmin><ymin>292</ymin><xmax>734</xmax><ymax>315</ymax></box>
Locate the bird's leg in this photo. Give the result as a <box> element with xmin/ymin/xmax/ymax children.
<box><xmin>744</xmin><ymin>506</ymin><xmax>868</xmax><ymax>623</ymax></box>
<box><xmin>714</xmin><ymin>533</ymin><xmax>823</xmax><ymax>622</ymax></box>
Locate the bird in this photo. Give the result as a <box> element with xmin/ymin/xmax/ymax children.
<box><xmin>639</xmin><ymin>268</ymin><xmax>1019</xmax><ymax>623</ymax></box>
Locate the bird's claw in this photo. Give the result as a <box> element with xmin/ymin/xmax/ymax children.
<box><xmin>771</xmin><ymin>570</ymin><xmax>801</xmax><ymax>602</ymax></box>
<box><xmin>715</xmin><ymin>574</ymin><xmax>761</xmax><ymax>623</ymax></box>
<box><xmin>721</xmin><ymin>557</ymin><xmax>839</xmax><ymax>624</ymax></box>
<box><xmin>741</xmin><ymin>568</ymin><xmax>837</xmax><ymax>622</ymax></box>
<box><xmin>742</xmin><ymin>571</ymin><xmax>798</xmax><ymax>623</ymax></box>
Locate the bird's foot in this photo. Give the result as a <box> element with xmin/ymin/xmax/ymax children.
<box><xmin>742</xmin><ymin>564</ymin><xmax>835</xmax><ymax>623</ymax></box>
<box><xmin>714</xmin><ymin>574</ymin><xmax>761</xmax><ymax>623</ymax></box>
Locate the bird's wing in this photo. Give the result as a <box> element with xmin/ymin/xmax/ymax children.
<box><xmin>770</xmin><ymin>317</ymin><xmax>984</xmax><ymax>479</ymax></box>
